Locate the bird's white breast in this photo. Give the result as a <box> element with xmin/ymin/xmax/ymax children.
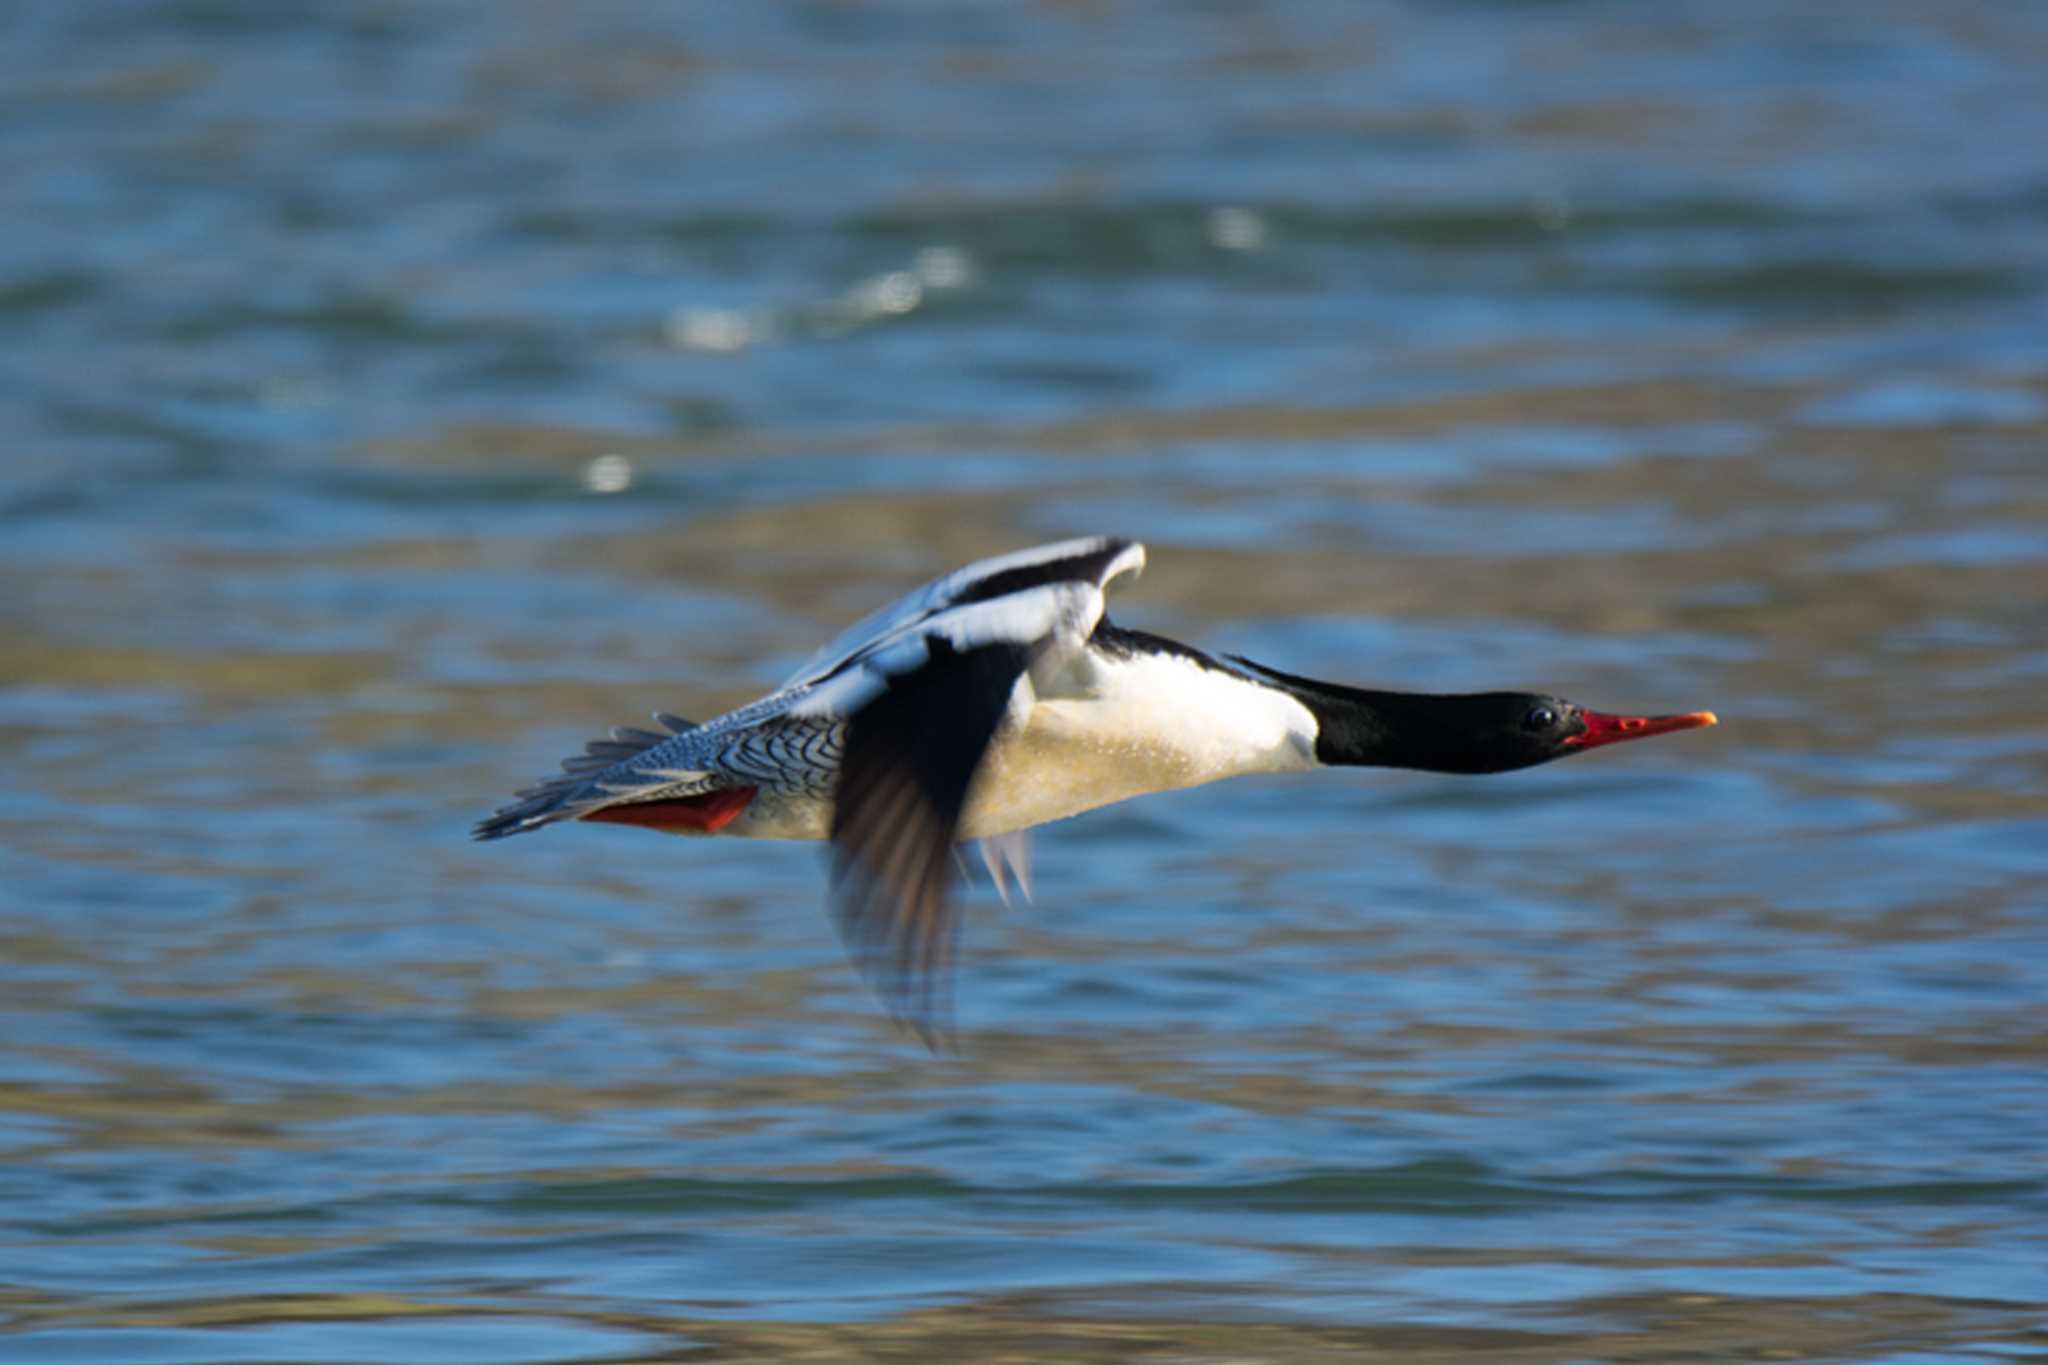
<box><xmin>958</xmin><ymin>648</ymin><xmax>1320</xmax><ymax>838</ymax></box>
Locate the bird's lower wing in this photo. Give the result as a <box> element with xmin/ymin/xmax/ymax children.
<box><xmin>827</xmin><ymin>638</ymin><xmax>1033</xmax><ymax>1046</ymax></box>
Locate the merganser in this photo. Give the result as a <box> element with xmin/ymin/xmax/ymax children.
<box><xmin>476</xmin><ymin>537</ymin><xmax>1715</xmax><ymax>1040</ymax></box>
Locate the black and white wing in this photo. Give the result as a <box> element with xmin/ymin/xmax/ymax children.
<box><xmin>475</xmin><ymin>535</ymin><xmax>1146</xmax><ymax>1044</ymax></box>
<box><xmin>797</xmin><ymin>536</ymin><xmax>1145</xmax><ymax>1043</ymax></box>
<box><xmin>476</xmin><ymin>538</ymin><xmax>1144</xmax><ymax>841</ymax></box>
<box><xmin>780</xmin><ymin>536</ymin><xmax>1146</xmax><ymax>696</ymax></box>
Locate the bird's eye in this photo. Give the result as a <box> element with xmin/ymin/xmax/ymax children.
<box><xmin>1523</xmin><ymin>705</ymin><xmax>1557</xmax><ymax>731</ymax></box>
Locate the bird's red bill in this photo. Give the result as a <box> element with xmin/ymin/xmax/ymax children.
<box><xmin>1563</xmin><ymin>709</ymin><xmax>1718</xmax><ymax>752</ymax></box>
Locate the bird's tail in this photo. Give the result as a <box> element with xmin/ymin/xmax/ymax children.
<box><xmin>473</xmin><ymin>712</ymin><xmax>699</xmax><ymax>840</ymax></box>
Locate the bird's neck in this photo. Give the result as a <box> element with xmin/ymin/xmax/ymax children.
<box><xmin>1234</xmin><ymin>660</ymin><xmax>1518</xmax><ymax>774</ymax></box>
<box><xmin>1305</xmin><ymin>688</ymin><xmax>1512</xmax><ymax>774</ymax></box>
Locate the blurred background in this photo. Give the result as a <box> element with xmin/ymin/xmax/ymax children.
<box><xmin>3</xmin><ymin>2</ymin><xmax>2046</xmax><ymax>1361</ymax></box>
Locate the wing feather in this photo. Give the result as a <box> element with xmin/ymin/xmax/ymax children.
<box><xmin>473</xmin><ymin>530</ymin><xmax>1148</xmax><ymax>1006</ymax></box>
<box><xmin>784</xmin><ymin>537</ymin><xmax>1143</xmax><ymax>691</ymax></box>
<box><xmin>828</xmin><ymin>638</ymin><xmax>1033</xmax><ymax>1045</ymax></box>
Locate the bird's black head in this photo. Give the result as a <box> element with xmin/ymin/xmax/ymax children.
<box><xmin>1333</xmin><ymin>689</ymin><xmax>1717</xmax><ymax>774</ymax></box>
<box><xmin>1230</xmin><ymin>659</ymin><xmax>1716</xmax><ymax>775</ymax></box>
<box><xmin>1372</xmin><ymin>692</ymin><xmax>1597</xmax><ymax>774</ymax></box>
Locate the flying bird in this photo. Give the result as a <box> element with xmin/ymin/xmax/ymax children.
<box><xmin>476</xmin><ymin>537</ymin><xmax>1715</xmax><ymax>1041</ymax></box>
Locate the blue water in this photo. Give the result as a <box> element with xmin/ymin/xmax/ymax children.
<box><xmin>4</xmin><ymin>2</ymin><xmax>2046</xmax><ymax>1360</ymax></box>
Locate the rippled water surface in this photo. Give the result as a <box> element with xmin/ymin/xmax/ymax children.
<box><xmin>4</xmin><ymin>2</ymin><xmax>2047</xmax><ymax>1361</ymax></box>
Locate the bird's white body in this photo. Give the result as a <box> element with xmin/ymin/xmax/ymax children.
<box><xmin>730</xmin><ymin>644</ymin><xmax>1320</xmax><ymax>841</ymax></box>
<box><xmin>959</xmin><ymin>646</ymin><xmax>1318</xmax><ymax>839</ymax></box>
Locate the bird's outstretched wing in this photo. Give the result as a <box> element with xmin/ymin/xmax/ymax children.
<box><xmin>806</xmin><ymin>536</ymin><xmax>1145</xmax><ymax>1044</ymax></box>
<box><xmin>783</xmin><ymin>537</ymin><xmax>1145</xmax><ymax>694</ymax></box>
<box><xmin>476</xmin><ymin>535</ymin><xmax>1146</xmax><ymax>1043</ymax></box>
<box><xmin>829</xmin><ymin>638</ymin><xmax>1032</xmax><ymax>1045</ymax></box>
